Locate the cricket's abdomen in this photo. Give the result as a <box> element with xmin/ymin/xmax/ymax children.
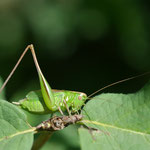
<box><xmin>20</xmin><ymin>98</ymin><xmax>52</xmax><ymax>114</ymax></box>
<box><xmin>16</xmin><ymin>91</ymin><xmax>52</xmax><ymax>114</ymax></box>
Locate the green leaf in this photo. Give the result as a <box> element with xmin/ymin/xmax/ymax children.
<box><xmin>0</xmin><ymin>100</ymin><xmax>35</xmax><ymax>150</ymax></box>
<box><xmin>79</xmin><ymin>80</ymin><xmax>150</xmax><ymax>150</ymax></box>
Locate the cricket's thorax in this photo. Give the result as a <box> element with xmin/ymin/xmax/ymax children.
<box><xmin>53</xmin><ymin>90</ymin><xmax>87</xmax><ymax>112</ymax></box>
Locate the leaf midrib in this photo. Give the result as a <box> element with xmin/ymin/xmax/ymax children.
<box><xmin>0</xmin><ymin>128</ymin><xmax>35</xmax><ymax>142</ymax></box>
<box><xmin>82</xmin><ymin>120</ymin><xmax>150</xmax><ymax>135</ymax></box>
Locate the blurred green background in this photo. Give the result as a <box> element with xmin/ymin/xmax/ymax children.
<box><xmin>0</xmin><ymin>0</ymin><xmax>150</xmax><ymax>149</ymax></box>
<box><xmin>0</xmin><ymin>0</ymin><xmax>150</xmax><ymax>98</ymax></box>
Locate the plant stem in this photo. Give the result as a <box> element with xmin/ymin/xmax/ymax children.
<box><xmin>31</xmin><ymin>132</ymin><xmax>53</xmax><ymax>150</ymax></box>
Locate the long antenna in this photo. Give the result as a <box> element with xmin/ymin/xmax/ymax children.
<box><xmin>0</xmin><ymin>44</ymin><xmax>42</xmax><ymax>94</ymax></box>
<box><xmin>88</xmin><ymin>72</ymin><xmax>150</xmax><ymax>98</ymax></box>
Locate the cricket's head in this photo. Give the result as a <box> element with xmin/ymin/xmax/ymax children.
<box><xmin>71</xmin><ymin>92</ymin><xmax>87</xmax><ymax>112</ymax></box>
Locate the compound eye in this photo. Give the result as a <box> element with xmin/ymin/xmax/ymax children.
<box><xmin>78</xmin><ymin>96</ymin><xmax>82</xmax><ymax>100</ymax></box>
